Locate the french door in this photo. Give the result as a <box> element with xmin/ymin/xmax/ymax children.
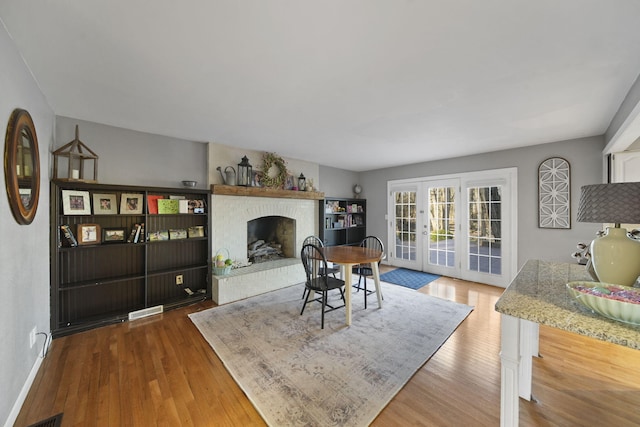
<box><xmin>390</xmin><ymin>184</ymin><xmax>419</xmax><ymax>270</ymax></box>
<box><xmin>388</xmin><ymin>168</ymin><xmax>517</xmax><ymax>287</ymax></box>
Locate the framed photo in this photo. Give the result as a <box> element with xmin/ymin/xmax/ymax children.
<box><xmin>285</xmin><ymin>174</ymin><xmax>295</xmax><ymax>190</ymax></box>
<box><xmin>252</xmin><ymin>171</ymin><xmax>262</xmax><ymax>187</ymax></box>
<box><xmin>148</xmin><ymin>230</ymin><xmax>166</xmax><ymax>241</ymax></box>
<box><xmin>92</xmin><ymin>193</ymin><xmax>118</xmax><ymax>215</ymax></box>
<box><xmin>188</xmin><ymin>199</ymin><xmax>206</xmax><ymax>214</ymax></box>
<box><xmin>120</xmin><ymin>193</ymin><xmax>144</xmax><ymax>214</ymax></box>
<box><xmin>148</xmin><ymin>230</ymin><xmax>170</xmax><ymax>241</ymax></box>
<box><xmin>102</xmin><ymin>227</ymin><xmax>126</xmax><ymax>243</ymax></box>
<box><xmin>169</xmin><ymin>228</ymin><xmax>187</xmax><ymax>240</ymax></box>
<box><xmin>62</xmin><ymin>190</ymin><xmax>91</xmax><ymax>215</ymax></box>
<box><xmin>188</xmin><ymin>225</ymin><xmax>205</xmax><ymax>238</ymax></box>
<box><xmin>77</xmin><ymin>223</ymin><xmax>101</xmax><ymax>245</ymax></box>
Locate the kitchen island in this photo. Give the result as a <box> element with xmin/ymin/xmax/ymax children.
<box><xmin>495</xmin><ymin>259</ymin><xmax>640</xmax><ymax>426</ymax></box>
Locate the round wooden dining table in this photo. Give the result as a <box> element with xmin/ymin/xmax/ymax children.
<box><xmin>318</xmin><ymin>245</ymin><xmax>383</xmax><ymax>325</ymax></box>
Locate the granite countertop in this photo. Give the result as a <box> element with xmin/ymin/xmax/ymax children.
<box><xmin>495</xmin><ymin>259</ymin><xmax>640</xmax><ymax>350</ymax></box>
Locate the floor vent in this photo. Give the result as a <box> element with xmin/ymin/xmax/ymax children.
<box><xmin>128</xmin><ymin>305</ymin><xmax>164</xmax><ymax>320</ymax></box>
<box><xmin>27</xmin><ymin>413</ymin><xmax>63</xmax><ymax>427</ymax></box>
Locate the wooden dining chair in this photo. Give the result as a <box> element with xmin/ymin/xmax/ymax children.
<box><xmin>300</xmin><ymin>243</ymin><xmax>345</xmax><ymax>329</ymax></box>
<box><xmin>352</xmin><ymin>235</ymin><xmax>384</xmax><ymax>309</ymax></box>
<box><xmin>301</xmin><ymin>235</ymin><xmax>339</xmax><ymax>300</ymax></box>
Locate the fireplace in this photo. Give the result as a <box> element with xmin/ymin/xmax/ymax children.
<box><xmin>210</xmin><ymin>188</ymin><xmax>322</xmax><ymax>304</ymax></box>
<box><xmin>247</xmin><ymin>216</ymin><xmax>296</xmax><ymax>263</ymax></box>
<box><xmin>211</xmin><ymin>194</ymin><xmax>317</xmax><ymax>265</ymax></box>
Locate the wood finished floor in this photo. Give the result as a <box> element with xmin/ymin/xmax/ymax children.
<box><xmin>15</xmin><ymin>268</ymin><xmax>640</xmax><ymax>426</ymax></box>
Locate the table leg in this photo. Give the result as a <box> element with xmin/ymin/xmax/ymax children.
<box><xmin>344</xmin><ymin>264</ymin><xmax>352</xmax><ymax>325</ymax></box>
<box><xmin>371</xmin><ymin>262</ymin><xmax>383</xmax><ymax>308</ymax></box>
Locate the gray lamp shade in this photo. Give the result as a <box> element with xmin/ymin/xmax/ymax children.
<box><xmin>577</xmin><ymin>182</ymin><xmax>640</xmax><ymax>225</ymax></box>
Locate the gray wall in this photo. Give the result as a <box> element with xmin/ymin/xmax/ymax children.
<box><xmin>0</xmin><ymin>21</ymin><xmax>54</xmax><ymax>426</ymax></box>
<box><xmin>318</xmin><ymin>166</ymin><xmax>360</xmax><ymax>199</ymax></box>
<box><xmin>359</xmin><ymin>136</ymin><xmax>606</xmax><ymax>270</ymax></box>
<box><xmin>606</xmin><ymin>72</ymin><xmax>640</xmax><ymax>144</ymax></box>
<box><xmin>56</xmin><ymin>117</ymin><xmax>209</xmax><ymax>189</ymax></box>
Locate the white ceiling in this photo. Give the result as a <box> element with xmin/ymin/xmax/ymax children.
<box><xmin>2</xmin><ymin>1</ymin><xmax>640</xmax><ymax>171</ymax></box>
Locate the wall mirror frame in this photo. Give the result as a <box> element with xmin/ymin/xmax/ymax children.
<box><xmin>4</xmin><ymin>108</ymin><xmax>40</xmax><ymax>225</ymax></box>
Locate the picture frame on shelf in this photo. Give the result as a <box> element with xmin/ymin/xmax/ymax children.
<box><xmin>188</xmin><ymin>199</ymin><xmax>206</xmax><ymax>214</ymax></box>
<box><xmin>188</xmin><ymin>225</ymin><xmax>205</xmax><ymax>238</ymax></box>
<box><xmin>102</xmin><ymin>227</ymin><xmax>126</xmax><ymax>243</ymax></box>
<box><xmin>169</xmin><ymin>228</ymin><xmax>188</xmax><ymax>240</ymax></box>
<box><xmin>62</xmin><ymin>190</ymin><xmax>91</xmax><ymax>215</ymax></box>
<box><xmin>77</xmin><ymin>223</ymin><xmax>101</xmax><ymax>245</ymax></box>
<box><xmin>92</xmin><ymin>193</ymin><xmax>118</xmax><ymax>215</ymax></box>
<box><xmin>148</xmin><ymin>230</ymin><xmax>170</xmax><ymax>241</ymax></box>
<box><xmin>120</xmin><ymin>193</ymin><xmax>144</xmax><ymax>214</ymax></box>
<box><xmin>285</xmin><ymin>174</ymin><xmax>294</xmax><ymax>190</ymax></box>
<box><xmin>252</xmin><ymin>171</ymin><xmax>262</xmax><ymax>187</ymax></box>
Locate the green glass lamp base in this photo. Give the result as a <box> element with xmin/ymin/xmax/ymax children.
<box><xmin>590</xmin><ymin>227</ymin><xmax>640</xmax><ymax>287</ymax></box>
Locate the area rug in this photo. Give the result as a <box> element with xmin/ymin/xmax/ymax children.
<box><xmin>379</xmin><ymin>268</ymin><xmax>441</xmax><ymax>289</ymax></box>
<box><xmin>189</xmin><ymin>282</ymin><xmax>473</xmax><ymax>426</ymax></box>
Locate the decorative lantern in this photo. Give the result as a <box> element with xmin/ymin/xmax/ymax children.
<box><xmin>237</xmin><ymin>156</ymin><xmax>252</xmax><ymax>186</ymax></box>
<box><xmin>298</xmin><ymin>173</ymin><xmax>306</xmax><ymax>191</ymax></box>
<box><xmin>53</xmin><ymin>125</ymin><xmax>98</xmax><ymax>182</ymax></box>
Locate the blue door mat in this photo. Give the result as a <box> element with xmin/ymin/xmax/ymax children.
<box><xmin>379</xmin><ymin>268</ymin><xmax>440</xmax><ymax>290</ymax></box>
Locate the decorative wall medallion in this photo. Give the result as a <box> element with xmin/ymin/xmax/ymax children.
<box><xmin>538</xmin><ymin>157</ymin><xmax>570</xmax><ymax>228</ymax></box>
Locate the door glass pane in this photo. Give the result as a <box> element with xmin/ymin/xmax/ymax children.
<box><xmin>467</xmin><ymin>186</ymin><xmax>502</xmax><ymax>275</ymax></box>
<box><xmin>428</xmin><ymin>187</ymin><xmax>455</xmax><ymax>268</ymax></box>
<box><xmin>393</xmin><ymin>191</ymin><xmax>417</xmax><ymax>261</ymax></box>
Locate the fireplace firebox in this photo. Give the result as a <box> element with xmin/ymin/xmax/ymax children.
<box><xmin>247</xmin><ymin>216</ymin><xmax>295</xmax><ymax>263</ymax></box>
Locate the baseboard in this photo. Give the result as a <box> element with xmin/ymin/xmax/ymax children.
<box><xmin>4</xmin><ymin>355</ymin><xmax>43</xmax><ymax>427</ymax></box>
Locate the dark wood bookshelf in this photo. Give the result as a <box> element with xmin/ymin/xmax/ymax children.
<box><xmin>50</xmin><ymin>180</ymin><xmax>211</xmax><ymax>337</ymax></box>
<box><xmin>319</xmin><ymin>197</ymin><xmax>366</xmax><ymax>246</ymax></box>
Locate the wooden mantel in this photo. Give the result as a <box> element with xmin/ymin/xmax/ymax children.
<box><xmin>211</xmin><ymin>184</ymin><xmax>325</xmax><ymax>200</ymax></box>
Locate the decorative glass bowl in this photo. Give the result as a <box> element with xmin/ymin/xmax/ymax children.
<box><xmin>566</xmin><ymin>281</ymin><xmax>640</xmax><ymax>325</ymax></box>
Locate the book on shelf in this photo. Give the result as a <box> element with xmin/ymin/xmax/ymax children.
<box><xmin>60</xmin><ymin>224</ymin><xmax>78</xmax><ymax>247</ymax></box>
<box><xmin>133</xmin><ymin>224</ymin><xmax>141</xmax><ymax>243</ymax></box>
<box><xmin>127</xmin><ymin>225</ymin><xmax>137</xmax><ymax>243</ymax></box>
<box><xmin>127</xmin><ymin>223</ymin><xmax>145</xmax><ymax>243</ymax></box>
<box><xmin>146</xmin><ymin>195</ymin><xmax>164</xmax><ymax>214</ymax></box>
<box><xmin>157</xmin><ymin>199</ymin><xmax>179</xmax><ymax>214</ymax></box>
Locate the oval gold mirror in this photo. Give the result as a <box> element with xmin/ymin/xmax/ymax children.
<box><xmin>4</xmin><ymin>108</ymin><xmax>40</xmax><ymax>225</ymax></box>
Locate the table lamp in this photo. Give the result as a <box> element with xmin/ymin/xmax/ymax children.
<box><xmin>577</xmin><ymin>182</ymin><xmax>640</xmax><ymax>286</ymax></box>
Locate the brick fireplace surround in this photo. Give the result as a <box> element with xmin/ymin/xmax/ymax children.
<box><xmin>210</xmin><ymin>185</ymin><xmax>324</xmax><ymax>304</ymax></box>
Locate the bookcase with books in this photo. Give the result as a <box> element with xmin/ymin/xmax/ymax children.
<box><xmin>50</xmin><ymin>180</ymin><xmax>211</xmax><ymax>337</ymax></box>
<box><xmin>318</xmin><ymin>197</ymin><xmax>366</xmax><ymax>246</ymax></box>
